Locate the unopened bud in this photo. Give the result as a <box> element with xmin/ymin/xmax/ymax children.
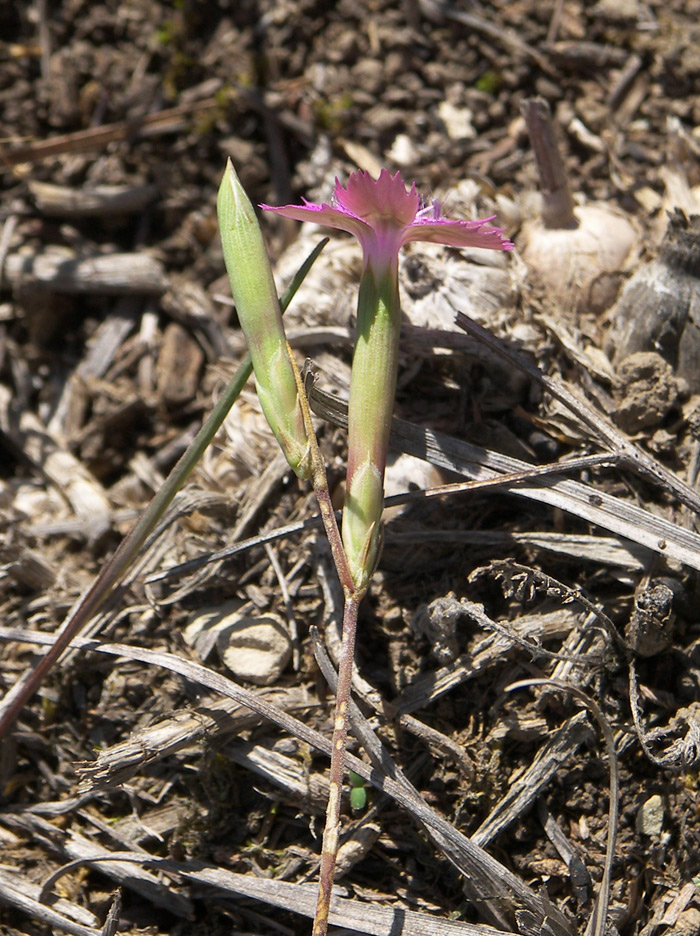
<box><xmin>217</xmin><ymin>159</ymin><xmax>310</xmax><ymax>477</ymax></box>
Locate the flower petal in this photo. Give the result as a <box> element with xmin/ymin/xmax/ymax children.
<box><xmin>335</xmin><ymin>169</ymin><xmax>419</xmax><ymax>228</ymax></box>
<box><xmin>262</xmin><ymin>170</ymin><xmax>513</xmax><ymax>256</ymax></box>
<box><xmin>261</xmin><ymin>199</ymin><xmax>372</xmax><ymax>243</ymax></box>
<box><xmin>403</xmin><ymin>217</ymin><xmax>514</xmax><ymax>251</ymax></box>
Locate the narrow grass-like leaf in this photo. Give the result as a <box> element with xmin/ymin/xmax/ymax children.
<box><xmin>0</xmin><ymin>238</ymin><xmax>328</xmax><ymax>738</ymax></box>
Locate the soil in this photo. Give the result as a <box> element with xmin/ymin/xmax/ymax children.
<box><xmin>1</xmin><ymin>2</ymin><xmax>700</xmax><ymax>936</ymax></box>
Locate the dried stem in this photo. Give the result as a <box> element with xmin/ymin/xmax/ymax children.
<box><xmin>292</xmin><ymin>357</ymin><xmax>353</xmax><ymax>593</ymax></box>
<box><xmin>521</xmin><ymin>96</ymin><xmax>577</xmax><ymax>229</ymax></box>
<box><xmin>292</xmin><ymin>358</ymin><xmax>362</xmax><ymax>936</ymax></box>
<box><xmin>312</xmin><ymin>589</ymin><xmax>362</xmax><ymax>936</ymax></box>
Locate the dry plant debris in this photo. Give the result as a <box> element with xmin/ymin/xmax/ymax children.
<box><xmin>2</xmin><ymin>1</ymin><xmax>700</xmax><ymax>935</ymax></box>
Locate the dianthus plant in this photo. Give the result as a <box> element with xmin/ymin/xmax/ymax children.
<box><xmin>218</xmin><ymin>162</ymin><xmax>512</xmax><ymax>936</ymax></box>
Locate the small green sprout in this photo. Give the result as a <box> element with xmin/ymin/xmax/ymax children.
<box><xmin>348</xmin><ymin>769</ymin><xmax>368</xmax><ymax>812</ymax></box>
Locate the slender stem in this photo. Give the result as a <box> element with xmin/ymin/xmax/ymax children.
<box><xmin>289</xmin><ymin>345</ymin><xmax>360</xmax><ymax>936</ymax></box>
<box><xmin>312</xmin><ymin>589</ymin><xmax>363</xmax><ymax>936</ymax></box>
<box><xmin>291</xmin><ymin>351</ymin><xmax>354</xmax><ymax>594</ymax></box>
<box><xmin>0</xmin><ymin>238</ymin><xmax>328</xmax><ymax>738</ymax></box>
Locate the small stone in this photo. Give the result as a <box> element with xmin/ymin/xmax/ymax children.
<box><xmin>387</xmin><ymin>133</ymin><xmax>419</xmax><ymax>167</ymax></box>
<box><xmin>218</xmin><ymin>613</ymin><xmax>292</xmax><ymax>686</ymax></box>
<box><xmin>437</xmin><ymin>100</ymin><xmax>476</xmax><ymax>140</ymax></box>
<box><xmin>184</xmin><ymin>602</ymin><xmax>292</xmax><ymax>686</ymax></box>
<box><xmin>183</xmin><ymin>600</ymin><xmax>244</xmax><ymax>660</ymax></box>
<box><xmin>636</xmin><ymin>794</ymin><xmax>665</xmax><ymax>837</ymax></box>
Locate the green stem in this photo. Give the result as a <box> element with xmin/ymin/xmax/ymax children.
<box><xmin>342</xmin><ymin>260</ymin><xmax>401</xmax><ymax>590</ymax></box>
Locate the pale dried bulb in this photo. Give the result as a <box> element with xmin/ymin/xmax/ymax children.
<box><xmin>518</xmin><ymin>97</ymin><xmax>638</xmax><ymax>317</ymax></box>
<box><xmin>521</xmin><ymin>202</ymin><xmax>639</xmax><ymax>316</ymax></box>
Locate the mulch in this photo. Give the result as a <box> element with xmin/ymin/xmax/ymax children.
<box><xmin>1</xmin><ymin>1</ymin><xmax>700</xmax><ymax>934</ymax></box>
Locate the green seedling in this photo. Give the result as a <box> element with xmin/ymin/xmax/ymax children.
<box><xmin>349</xmin><ymin>769</ymin><xmax>368</xmax><ymax>812</ymax></box>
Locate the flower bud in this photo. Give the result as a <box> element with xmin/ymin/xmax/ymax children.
<box><xmin>217</xmin><ymin>159</ymin><xmax>310</xmax><ymax>477</ymax></box>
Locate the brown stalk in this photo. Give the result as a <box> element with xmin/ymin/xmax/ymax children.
<box><xmin>292</xmin><ymin>358</ymin><xmax>364</xmax><ymax>936</ymax></box>
<box><xmin>292</xmin><ymin>378</ymin><xmax>359</xmax><ymax>932</ymax></box>
<box><xmin>311</xmin><ymin>591</ymin><xmax>362</xmax><ymax>936</ymax></box>
<box><xmin>520</xmin><ymin>96</ymin><xmax>577</xmax><ymax>229</ymax></box>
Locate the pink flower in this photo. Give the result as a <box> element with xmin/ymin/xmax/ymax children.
<box><xmin>262</xmin><ymin>168</ymin><xmax>513</xmax><ymax>270</ymax></box>
<box><xmin>264</xmin><ymin>169</ymin><xmax>512</xmax><ymax>591</ymax></box>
